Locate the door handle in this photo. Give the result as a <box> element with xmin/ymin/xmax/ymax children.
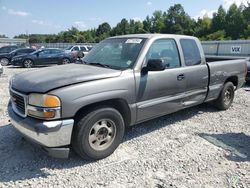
<box><xmin>177</xmin><ymin>74</ymin><xmax>185</xmax><ymax>81</ymax></box>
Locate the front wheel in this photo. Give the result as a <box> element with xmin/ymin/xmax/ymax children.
<box><xmin>23</xmin><ymin>59</ymin><xmax>34</xmax><ymax>68</ymax></box>
<box><xmin>214</xmin><ymin>82</ymin><xmax>235</xmax><ymax>110</ymax></box>
<box><xmin>72</xmin><ymin>107</ymin><xmax>125</xmax><ymax>160</ymax></box>
<box><xmin>0</xmin><ymin>58</ymin><xmax>9</xmax><ymax>66</ymax></box>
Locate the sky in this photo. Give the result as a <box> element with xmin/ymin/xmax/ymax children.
<box><xmin>0</xmin><ymin>0</ymin><xmax>249</xmax><ymax>38</ymax></box>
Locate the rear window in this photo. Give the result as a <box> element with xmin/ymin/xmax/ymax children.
<box><xmin>180</xmin><ymin>39</ymin><xmax>201</xmax><ymax>66</ymax></box>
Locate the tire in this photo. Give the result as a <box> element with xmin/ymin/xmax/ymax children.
<box><xmin>23</xmin><ymin>59</ymin><xmax>34</xmax><ymax>68</ymax></box>
<box><xmin>72</xmin><ymin>107</ymin><xmax>125</xmax><ymax>160</ymax></box>
<box><xmin>61</xmin><ymin>58</ymin><xmax>70</xmax><ymax>65</ymax></box>
<box><xmin>214</xmin><ymin>82</ymin><xmax>235</xmax><ymax>110</ymax></box>
<box><xmin>0</xmin><ymin>58</ymin><xmax>9</xmax><ymax>66</ymax></box>
<box><xmin>78</xmin><ymin>51</ymin><xmax>84</xmax><ymax>58</ymax></box>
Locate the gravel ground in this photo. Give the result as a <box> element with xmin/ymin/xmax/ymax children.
<box><xmin>0</xmin><ymin>66</ymin><xmax>249</xmax><ymax>188</ymax></box>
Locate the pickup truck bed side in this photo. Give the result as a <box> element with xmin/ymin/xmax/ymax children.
<box><xmin>206</xmin><ymin>59</ymin><xmax>246</xmax><ymax>101</ymax></box>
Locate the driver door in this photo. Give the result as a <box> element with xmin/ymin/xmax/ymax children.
<box><xmin>136</xmin><ymin>39</ymin><xmax>187</xmax><ymax>122</ymax></box>
<box><xmin>37</xmin><ymin>49</ymin><xmax>53</xmax><ymax>65</ymax></box>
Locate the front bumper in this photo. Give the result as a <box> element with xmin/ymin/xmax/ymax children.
<box><xmin>8</xmin><ymin>103</ymin><xmax>74</xmax><ymax>158</ymax></box>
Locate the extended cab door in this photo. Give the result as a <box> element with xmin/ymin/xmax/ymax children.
<box><xmin>179</xmin><ymin>38</ymin><xmax>209</xmax><ymax>107</ymax></box>
<box><xmin>136</xmin><ymin>39</ymin><xmax>187</xmax><ymax>122</ymax></box>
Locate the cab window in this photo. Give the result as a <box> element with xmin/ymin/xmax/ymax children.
<box><xmin>180</xmin><ymin>39</ymin><xmax>201</xmax><ymax>66</ymax></box>
<box><xmin>146</xmin><ymin>39</ymin><xmax>181</xmax><ymax>69</ymax></box>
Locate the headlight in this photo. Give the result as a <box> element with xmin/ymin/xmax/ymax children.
<box><xmin>28</xmin><ymin>93</ymin><xmax>61</xmax><ymax>119</ymax></box>
<box><xmin>29</xmin><ymin>93</ymin><xmax>61</xmax><ymax>107</ymax></box>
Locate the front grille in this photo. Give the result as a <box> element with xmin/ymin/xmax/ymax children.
<box><xmin>10</xmin><ymin>89</ymin><xmax>26</xmax><ymax>117</ymax></box>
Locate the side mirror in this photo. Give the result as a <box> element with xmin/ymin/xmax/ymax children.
<box><xmin>145</xmin><ymin>59</ymin><xmax>167</xmax><ymax>72</ymax></box>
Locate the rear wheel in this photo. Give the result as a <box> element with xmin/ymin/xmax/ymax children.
<box><xmin>214</xmin><ymin>82</ymin><xmax>235</xmax><ymax>110</ymax></box>
<box><xmin>61</xmin><ymin>58</ymin><xmax>70</xmax><ymax>65</ymax></box>
<box><xmin>0</xmin><ymin>58</ymin><xmax>9</xmax><ymax>66</ymax></box>
<box><xmin>23</xmin><ymin>59</ymin><xmax>34</xmax><ymax>68</ymax></box>
<box><xmin>72</xmin><ymin>107</ymin><xmax>125</xmax><ymax>160</ymax></box>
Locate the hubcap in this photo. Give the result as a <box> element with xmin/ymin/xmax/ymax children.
<box><xmin>224</xmin><ymin>88</ymin><xmax>232</xmax><ymax>106</ymax></box>
<box><xmin>24</xmin><ymin>60</ymin><xmax>32</xmax><ymax>68</ymax></box>
<box><xmin>89</xmin><ymin>119</ymin><xmax>116</xmax><ymax>151</ymax></box>
<box><xmin>62</xmin><ymin>59</ymin><xmax>69</xmax><ymax>64</ymax></box>
<box><xmin>0</xmin><ymin>58</ymin><xmax>9</xmax><ymax>66</ymax></box>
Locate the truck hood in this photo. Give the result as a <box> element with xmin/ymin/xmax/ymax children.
<box><xmin>11</xmin><ymin>64</ymin><xmax>122</xmax><ymax>94</ymax></box>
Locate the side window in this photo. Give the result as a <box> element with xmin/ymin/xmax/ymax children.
<box><xmin>146</xmin><ymin>39</ymin><xmax>181</xmax><ymax>69</ymax></box>
<box><xmin>39</xmin><ymin>50</ymin><xmax>50</xmax><ymax>55</ymax></box>
<box><xmin>80</xmin><ymin>47</ymin><xmax>87</xmax><ymax>52</ymax></box>
<box><xmin>24</xmin><ymin>49</ymin><xmax>33</xmax><ymax>53</ymax></box>
<box><xmin>180</xmin><ymin>39</ymin><xmax>201</xmax><ymax>66</ymax></box>
<box><xmin>11</xmin><ymin>47</ymin><xmax>17</xmax><ymax>51</ymax></box>
<box><xmin>0</xmin><ymin>47</ymin><xmax>8</xmax><ymax>53</ymax></box>
<box><xmin>73</xmin><ymin>46</ymin><xmax>79</xmax><ymax>51</ymax></box>
<box><xmin>15</xmin><ymin>50</ymin><xmax>24</xmax><ymax>55</ymax></box>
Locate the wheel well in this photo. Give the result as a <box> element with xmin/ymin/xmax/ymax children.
<box><xmin>74</xmin><ymin>99</ymin><xmax>131</xmax><ymax>127</ymax></box>
<box><xmin>225</xmin><ymin>76</ymin><xmax>238</xmax><ymax>87</ymax></box>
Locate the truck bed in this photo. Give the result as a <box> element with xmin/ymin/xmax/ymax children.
<box><xmin>205</xmin><ymin>57</ymin><xmax>247</xmax><ymax>102</ymax></box>
<box><xmin>206</xmin><ymin>55</ymin><xmax>249</xmax><ymax>63</ymax></box>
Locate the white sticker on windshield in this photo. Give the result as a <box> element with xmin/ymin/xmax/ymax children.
<box><xmin>125</xmin><ymin>39</ymin><xmax>142</xmax><ymax>44</ymax></box>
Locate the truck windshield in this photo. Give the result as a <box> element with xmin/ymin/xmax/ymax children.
<box><xmin>83</xmin><ymin>38</ymin><xmax>146</xmax><ymax>70</ymax></box>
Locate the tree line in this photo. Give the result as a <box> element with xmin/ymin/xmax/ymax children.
<box><xmin>14</xmin><ymin>3</ymin><xmax>250</xmax><ymax>43</ymax></box>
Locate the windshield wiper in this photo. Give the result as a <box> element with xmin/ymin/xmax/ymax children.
<box><xmin>88</xmin><ymin>62</ymin><xmax>111</xmax><ymax>68</ymax></box>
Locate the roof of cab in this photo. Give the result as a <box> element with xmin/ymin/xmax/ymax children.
<box><xmin>109</xmin><ymin>33</ymin><xmax>197</xmax><ymax>40</ymax></box>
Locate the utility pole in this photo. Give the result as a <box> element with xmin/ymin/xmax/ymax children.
<box><xmin>26</xmin><ymin>30</ymin><xmax>30</xmax><ymax>47</ymax></box>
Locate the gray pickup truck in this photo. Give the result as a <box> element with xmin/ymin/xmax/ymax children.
<box><xmin>8</xmin><ymin>34</ymin><xmax>247</xmax><ymax>160</ymax></box>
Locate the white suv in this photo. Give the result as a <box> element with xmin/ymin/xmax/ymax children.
<box><xmin>65</xmin><ymin>45</ymin><xmax>92</xmax><ymax>58</ymax></box>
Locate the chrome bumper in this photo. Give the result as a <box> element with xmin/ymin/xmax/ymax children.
<box><xmin>8</xmin><ymin>102</ymin><xmax>74</xmax><ymax>149</ymax></box>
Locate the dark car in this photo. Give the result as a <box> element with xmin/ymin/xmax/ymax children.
<box><xmin>0</xmin><ymin>45</ymin><xmax>18</xmax><ymax>55</ymax></box>
<box><xmin>0</xmin><ymin>48</ymin><xmax>36</xmax><ymax>66</ymax></box>
<box><xmin>11</xmin><ymin>48</ymin><xmax>74</xmax><ymax>68</ymax></box>
<box><xmin>246</xmin><ymin>59</ymin><xmax>250</xmax><ymax>82</ymax></box>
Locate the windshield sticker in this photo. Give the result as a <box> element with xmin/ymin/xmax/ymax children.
<box><xmin>125</xmin><ymin>39</ymin><xmax>142</xmax><ymax>44</ymax></box>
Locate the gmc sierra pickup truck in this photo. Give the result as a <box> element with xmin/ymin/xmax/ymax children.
<box><xmin>8</xmin><ymin>34</ymin><xmax>247</xmax><ymax>160</ymax></box>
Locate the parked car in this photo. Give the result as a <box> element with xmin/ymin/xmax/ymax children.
<box><xmin>0</xmin><ymin>64</ymin><xmax>3</xmax><ymax>76</ymax></box>
<box><xmin>246</xmin><ymin>59</ymin><xmax>250</xmax><ymax>82</ymax></box>
<box><xmin>0</xmin><ymin>45</ymin><xmax>18</xmax><ymax>55</ymax></box>
<box><xmin>11</xmin><ymin>48</ymin><xmax>74</xmax><ymax>68</ymax></box>
<box><xmin>65</xmin><ymin>45</ymin><xmax>91</xmax><ymax>59</ymax></box>
<box><xmin>8</xmin><ymin>34</ymin><xmax>247</xmax><ymax>160</ymax></box>
<box><xmin>0</xmin><ymin>48</ymin><xmax>36</xmax><ymax>66</ymax></box>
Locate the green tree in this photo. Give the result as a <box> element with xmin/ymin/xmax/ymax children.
<box><xmin>143</xmin><ymin>16</ymin><xmax>152</xmax><ymax>33</ymax></box>
<box><xmin>212</xmin><ymin>5</ymin><xmax>226</xmax><ymax>32</ymax></box>
<box><xmin>164</xmin><ymin>4</ymin><xmax>195</xmax><ymax>35</ymax></box>
<box><xmin>196</xmin><ymin>16</ymin><xmax>212</xmax><ymax>39</ymax></box>
<box><xmin>150</xmin><ymin>11</ymin><xmax>165</xmax><ymax>33</ymax></box>
<box><xmin>96</xmin><ymin>22</ymin><xmax>111</xmax><ymax>36</ymax></box>
<box><xmin>111</xmin><ymin>18</ymin><xmax>130</xmax><ymax>35</ymax></box>
<box><xmin>225</xmin><ymin>4</ymin><xmax>245</xmax><ymax>39</ymax></box>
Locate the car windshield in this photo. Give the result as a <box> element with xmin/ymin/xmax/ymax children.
<box><xmin>65</xmin><ymin>46</ymin><xmax>73</xmax><ymax>50</ymax></box>
<box><xmin>83</xmin><ymin>38</ymin><xmax>146</xmax><ymax>70</ymax></box>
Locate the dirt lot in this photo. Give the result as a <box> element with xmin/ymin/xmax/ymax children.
<box><xmin>0</xmin><ymin>66</ymin><xmax>249</xmax><ymax>188</ymax></box>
